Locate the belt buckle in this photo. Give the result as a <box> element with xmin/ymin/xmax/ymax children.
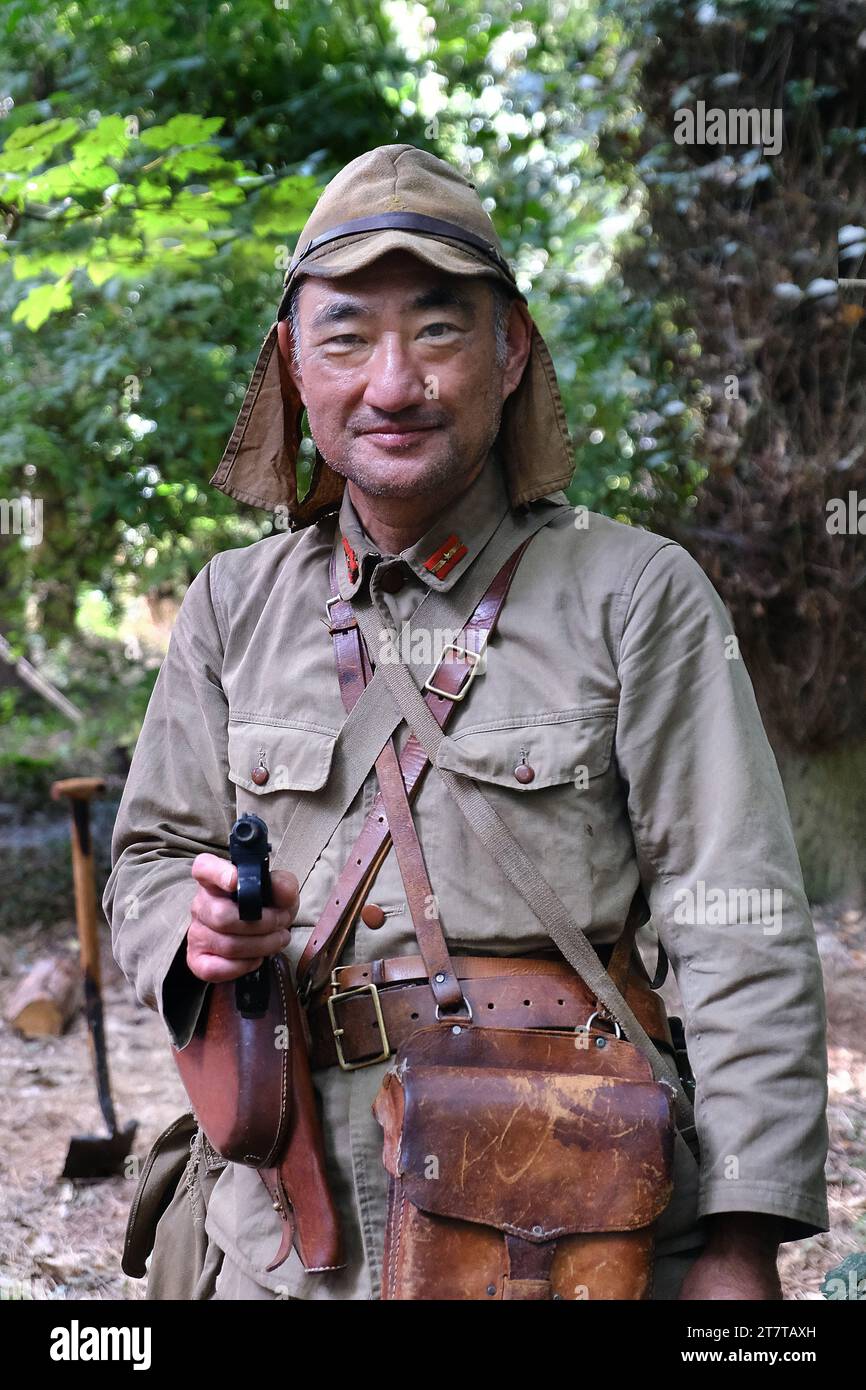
<box><xmin>327</xmin><ymin>972</ymin><xmax>391</xmax><ymax>1071</ymax></box>
<box><xmin>423</xmin><ymin>642</ymin><xmax>482</xmax><ymax>701</ymax></box>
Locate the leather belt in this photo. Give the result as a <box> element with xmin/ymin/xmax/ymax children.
<box><xmin>307</xmin><ymin>951</ymin><xmax>673</xmax><ymax>1072</ymax></box>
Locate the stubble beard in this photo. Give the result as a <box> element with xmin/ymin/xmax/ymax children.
<box><xmin>318</xmin><ymin>411</ymin><xmax>503</xmax><ymax>501</ymax></box>
<box><xmin>327</xmin><ymin>434</ymin><xmax>465</xmax><ymax>500</ymax></box>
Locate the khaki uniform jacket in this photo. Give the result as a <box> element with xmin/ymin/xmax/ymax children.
<box><xmin>103</xmin><ymin>452</ymin><xmax>830</xmax><ymax>1299</ymax></box>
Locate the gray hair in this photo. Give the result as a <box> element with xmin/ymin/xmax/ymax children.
<box><xmin>285</xmin><ymin>276</ymin><xmax>514</xmax><ymax>375</ymax></box>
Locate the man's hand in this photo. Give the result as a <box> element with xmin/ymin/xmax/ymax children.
<box><xmin>186</xmin><ymin>852</ymin><xmax>300</xmax><ymax>983</ymax></box>
<box><xmin>678</xmin><ymin>1213</ymin><xmax>785</xmax><ymax>1300</ymax></box>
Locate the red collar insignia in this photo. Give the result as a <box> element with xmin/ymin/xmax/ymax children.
<box><xmin>342</xmin><ymin>535</ymin><xmax>359</xmax><ymax>584</ymax></box>
<box><xmin>423</xmin><ymin>533</ymin><xmax>468</xmax><ymax>581</ymax></box>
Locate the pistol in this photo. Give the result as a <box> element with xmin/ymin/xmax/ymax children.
<box><xmin>229</xmin><ymin>813</ymin><xmax>273</xmax><ymax>1018</ymax></box>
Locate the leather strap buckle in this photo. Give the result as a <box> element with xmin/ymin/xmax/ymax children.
<box><xmin>583</xmin><ymin>1008</ymin><xmax>623</xmax><ymax>1039</ymax></box>
<box><xmin>326</xmin><ymin>594</ymin><xmax>356</xmax><ymax>633</ymax></box>
<box><xmin>326</xmin><ymin>976</ymin><xmax>391</xmax><ymax>1070</ymax></box>
<box><xmin>423</xmin><ymin>642</ymin><xmax>482</xmax><ymax>701</ymax></box>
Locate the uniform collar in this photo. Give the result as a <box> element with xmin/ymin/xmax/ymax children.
<box><xmin>333</xmin><ymin>449</ymin><xmax>511</xmax><ymax>600</ymax></box>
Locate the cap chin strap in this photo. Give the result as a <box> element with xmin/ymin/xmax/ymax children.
<box><xmin>286</xmin><ymin>211</ymin><xmax>519</xmax><ymax>289</ymax></box>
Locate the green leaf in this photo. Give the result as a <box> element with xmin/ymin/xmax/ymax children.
<box><xmin>12</xmin><ymin>251</ymin><xmax>81</xmax><ymax>280</ymax></box>
<box><xmin>88</xmin><ymin>261</ymin><xmax>127</xmax><ymax>287</ymax></box>
<box><xmin>161</xmin><ymin>147</ymin><xmax>243</xmax><ymax>179</ymax></box>
<box><xmin>209</xmin><ymin>182</ymin><xmax>245</xmax><ymax>205</ymax></box>
<box><xmin>137</xmin><ymin>177</ymin><xmax>172</xmax><ymax>204</ymax></box>
<box><xmin>138</xmin><ymin>115</ymin><xmax>225</xmax><ymax>151</ymax></box>
<box><xmin>11</xmin><ymin>279</ymin><xmax>74</xmax><ymax>330</ymax></box>
<box><xmin>2</xmin><ymin>116</ymin><xmax>80</xmax><ymax>156</ymax></box>
<box><xmin>73</xmin><ymin>115</ymin><xmax>131</xmax><ymax>165</ymax></box>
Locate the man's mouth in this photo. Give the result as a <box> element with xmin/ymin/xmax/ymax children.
<box><xmin>359</xmin><ymin>425</ymin><xmax>440</xmax><ymax>448</ymax></box>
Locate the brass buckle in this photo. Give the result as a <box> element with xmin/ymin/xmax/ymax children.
<box><xmin>327</xmin><ymin>976</ymin><xmax>390</xmax><ymax>1070</ymax></box>
<box><xmin>423</xmin><ymin>642</ymin><xmax>482</xmax><ymax>701</ymax></box>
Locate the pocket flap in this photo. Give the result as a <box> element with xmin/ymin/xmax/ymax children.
<box><xmin>227</xmin><ymin>720</ymin><xmax>339</xmax><ymax>793</ymax></box>
<box><xmin>121</xmin><ymin>1111</ymin><xmax>198</xmax><ymax>1278</ymax></box>
<box><xmin>397</xmin><ymin>1063</ymin><xmax>675</xmax><ymax>1237</ymax></box>
<box><xmin>434</xmin><ymin>711</ymin><xmax>616</xmax><ymax>790</ymax></box>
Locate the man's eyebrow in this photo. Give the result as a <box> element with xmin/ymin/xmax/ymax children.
<box><xmin>308</xmin><ymin>287</ymin><xmax>476</xmax><ymax>332</ymax></box>
<box><xmin>409</xmin><ymin>287</ymin><xmax>476</xmax><ymax>317</ymax></box>
<box><xmin>309</xmin><ymin>298</ymin><xmax>368</xmax><ymax>331</ymax></box>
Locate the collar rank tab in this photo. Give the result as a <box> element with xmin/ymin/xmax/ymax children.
<box><xmin>423</xmin><ymin>533</ymin><xmax>468</xmax><ymax>581</ymax></box>
<box><xmin>341</xmin><ymin>535</ymin><xmax>360</xmax><ymax>585</ymax></box>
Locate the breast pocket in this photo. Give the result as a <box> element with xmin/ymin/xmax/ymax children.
<box><xmin>430</xmin><ymin>709</ymin><xmax>619</xmax><ymax>938</ymax></box>
<box><xmin>434</xmin><ymin>709</ymin><xmax>616</xmax><ymax>790</ymax></box>
<box><xmin>226</xmin><ymin>717</ymin><xmax>340</xmax><ymax>844</ymax></box>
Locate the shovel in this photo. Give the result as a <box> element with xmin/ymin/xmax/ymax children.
<box><xmin>51</xmin><ymin>777</ymin><xmax>137</xmax><ymax>1178</ymax></box>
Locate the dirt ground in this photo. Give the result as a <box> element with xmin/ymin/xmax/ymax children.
<box><xmin>1</xmin><ymin>905</ymin><xmax>864</xmax><ymax>1301</ymax></box>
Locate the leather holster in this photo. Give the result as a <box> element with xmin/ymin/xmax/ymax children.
<box><xmin>172</xmin><ymin>953</ymin><xmax>344</xmax><ymax>1273</ymax></box>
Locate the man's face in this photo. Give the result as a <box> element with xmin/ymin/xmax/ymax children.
<box><xmin>285</xmin><ymin>249</ymin><xmax>530</xmax><ymax>501</ymax></box>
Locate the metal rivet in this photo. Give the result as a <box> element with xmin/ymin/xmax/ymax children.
<box><xmin>434</xmin><ymin>972</ymin><xmax>445</xmax><ymax>983</ymax></box>
<box><xmin>595</xmin><ymin>1036</ymin><xmax>606</xmax><ymax>1048</ymax></box>
<box><xmin>486</xmin><ymin>1285</ymin><xmax>496</xmax><ymax>1296</ymax></box>
<box><xmin>532</xmin><ymin>1224</ymin><xmax>543</xmax><ymax>1236</ymax></box>
<box><xmin>451</xmin><ymin>1025</ymin><xmax>462</xmax><ymax>1035</ymax></box>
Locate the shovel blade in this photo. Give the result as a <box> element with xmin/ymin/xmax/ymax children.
<box><xmin>62</xmin><ymin>1120</ymin><xmax>138</xmax><ymax>1180</ymax></box>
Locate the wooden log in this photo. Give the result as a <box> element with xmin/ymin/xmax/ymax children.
<box><xmin>5</xmin><ymin>955</ymin><xmax>81</xmax><ymax>1037</ymax></box>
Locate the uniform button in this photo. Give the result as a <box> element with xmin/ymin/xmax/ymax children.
<box><xmin>360</xmin><ymin>904</ymin><xmax>386</xmax><ymax>929</ymax></box>
<box><xmin>514</xmin><ymin>763</ymin><xmax>535</xmax><ymax>784</ymax></box>
<box><xmin>378</xmin><ymin>564</ymin><xmax>406</xmax><ymax>594</ymax></box>
<box><xmin>251</xmin><ymin>766</ymin><xmax>269</xmax><ymax>785</ymax></box>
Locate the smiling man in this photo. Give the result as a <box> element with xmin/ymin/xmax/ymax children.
<box><xmin>283</xmin><ymin>251</ymin><xmax>530</xmax><ymax>554</ymax></box>
<box><xmin>104</xmin><ymin>144</ymin><xmax>829</xmax><ymax>1302</ymax></box>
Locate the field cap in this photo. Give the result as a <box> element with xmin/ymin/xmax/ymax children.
<box><xmin>210</xmin><ymin>144</ymin><xmax>574</xmax><ymax>526</ymax></box>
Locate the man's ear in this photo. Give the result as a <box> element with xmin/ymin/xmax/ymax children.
<box><xmin>276</xmin><ymin>318</ymin><xmax>306</xmax><ymax>405</ymax></box>
<box><xmin>501</xmin><ymin>299</ymin><xmax>533</xmax><ymax>403</ymax></box>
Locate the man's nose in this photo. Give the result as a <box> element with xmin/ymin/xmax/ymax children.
<box><xmin>362</xmin><ymin>335</ymin><xmax>428</xmax><ymax>414</ymax></box>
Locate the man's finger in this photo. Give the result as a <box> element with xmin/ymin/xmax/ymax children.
<box><xmin>191</xmin><ymin>853</ymin><xmax>237</xmax><ymax>894</ymax></box>
<box><xmin>269</xmin><ymin>869</ymin><xmax>300</xmax><ymax>913</ymax></box>
<box><xmin>191</xmin><ymin>891</ymin><xmax>245</xmax><ymax>932</ymax></box>
<box><xmin>193</xmin><ymin>925</ymin><xmax>291</xmax><ymax>961</ymax></box>
<box><xmin>191</xmin><ymin>953</ymin><xmax>266</xmax><ymax>984</ymax></box>
<box><xmin>192</xmin><ymin>887</ymin><xmax>295</xmax><ymax>933</ymax></box>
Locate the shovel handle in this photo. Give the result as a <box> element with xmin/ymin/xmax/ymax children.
<box><xmin>51</xmin><ymin>777</ymin><xmax>106</xmax><ymax>802</ymax></box>
<box><xmin>51</xmin><ymin>778</ymin><xmax>105</xmax><ymax>983</ymax></box>
<box><xmin>52</xmin><ymin>776</ymin><xmax>126</xmax><ymax>1142</ymax></box>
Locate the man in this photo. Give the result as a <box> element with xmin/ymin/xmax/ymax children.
<box><xmin>104</xmin><ymin>144</ymin><xmax>829</xmax><ymax>1301</ymax></box>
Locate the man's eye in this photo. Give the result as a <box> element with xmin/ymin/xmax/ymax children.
<box><xmin>420</xmin><ymin>322</ymin><xmax>458</xmax><ymax>338</ymax></box>
<box><xmin>329</xmin><ymin>334</ymin><xmax>363</xmax><ymax>345</ymax></box>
